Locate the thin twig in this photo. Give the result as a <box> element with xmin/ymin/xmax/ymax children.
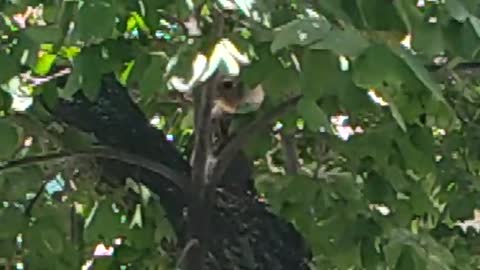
<box><xmin>0</xmin><ymin>146</ymin><xmax>189</xmax><ymax>189</ymax></box>
<box><xmin>211</xmin><ymin>94</ymin><xmax>303</xmax><ymax>186</ymax></box>
<box><xmin>175</xmin><ymin>239</ymin><xmax>199</xmax><ymax>269</ymax></box>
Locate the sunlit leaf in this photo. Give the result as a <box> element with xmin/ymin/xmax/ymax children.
<box><xmin>271</xmin><ymin>17</ymin><xmax>331</xmax><ymax>53</ymax></box>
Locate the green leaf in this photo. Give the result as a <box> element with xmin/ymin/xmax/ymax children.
<box><xmin>410</xmin><ymin>22</ymin><xmax>445</xmax><ymax>56</ymax></box>
<box><xmin>421</xmin><ymin>234</ymin><xmax>456</xmax><ymax>269</ymax></box>
<box><xmin>385</xmin><ymin>229</ymin><xmax>421</xmax><ymax>268</ymax></box>
<box><xmin>0</xmin><ymin>207</ymin><xmax>28</xmax><ymax>239</ymax></box>
<box><xmin>395</xmin><ymin>136</ymin><xmax>434</xmax><ymax>175</ymax></box>
<box><xmin>92</xmin><ymin>257</ymin><xmax>114</xmax><ymax>270</ymax></box>
<box><xmin>139</xmin><ymin>55</ymin><xmax>167</xmax><ymax>98</ymax></box>
<box><xmin>40</xmin><ymin>226</ymin><xmax>65</xmax><ymax>255</ymax></box>
<box><xmin>393</xmin><ymin>47</ymin><xmax>445</xmax><ymax>102</ymax></box>
<box><xmin>61</xmin><ymin>69</ymin><xmax>82</xmax><ymax>98</ymax></box>
<box><xmin>75</xmin><ymin>0</ymin><xmax>116</xmax><ymax>41</ymax></box>
<box><xmin>297</xmin><ymin>98</ymin><xmax>329</xmax><ymax>132</ymax></box>
<box><xmin>361</xmin><ymin>238</ymin><xmax>381</xmax><ymax>269</ymax></box>
<box><xmin>310</xmin><ymin>27</ymin><xmax>370</xmax><ymax>57</ymax></box>
<box><xmin>84</xmin><ymin>200</ymin><xmax>128</xmax><ymax>244</ymax></box>
<box><xmin>57</xmin><ymin>0</ymin><xmax>78</xmax><ymax>43</ymax></box>
<box><xmin>260</xmin><ymin>65</ymin><xmax>301</xmax><ymax>103</ymax></box>
<box><xmin>271</xmin><ymin>17</ymin><xmax>332</xmax><ymax>53</ymax></box>
<box><xmin>0</xmin><ymin>120</ymin><xmax>19</xmax><ymax>160</ymax></box>
<box><xmin>60</xmin><ymin>126</ymin><xmax>96</xmax><ymax>151</ymax></box>
<box><xmin>114</xmin><ymin>245</ymin><xmax>143</xmax><ymax>264</ymax></box>
<box><xmin>22</xmin><ymin>26</ymin><xmax>62</xmax><ymax>46</ymax></box>
<box><xmin>75</xmin><ymin>46</ymin><xmax>105</xmax><ymax>100</ymax></box>
<box><xmin>352</xmin><ymin>44</ymin><xmax>408</xmax><ymax>88</ymax></box>
<box><xmin>301</xmin><ymin>50</ymin><xmax>349</xmax><ymax>99</ymax></box>
<box><xmin>0</xmin><ymin>239</ymin><xmax>16</xmax><ymax>257</ymax></box>
<box><xmin>39</xmin><ymin>81</ymin><xmax>59</xmax><ymax>109</ymax></box>
<box><xmin>0</xmin><ymin>90</ymin><xmax>12</xmax><ymax>112</ymax></box>
<box><xmin>395</xmin><ymin>247</ymin><xmax>417</xmax><ymax>270</ymax></box>
<box><xmin>389</xmin><ymin>99</ymin><xmax>407</xmax><ymax>132</ymax></box>
<box><xmin>0</xmin><ymin>51</ymin><xmax>19</xmax><ymax>84</ymax></box>
<box><xmin>34</xmin><ymin>53</ymin><xmax>56</xmax><ymax>75</ymax></box>
<box><xmin>468</xmin><ymin>16</ymin><xmax>480</xmax><ymax>37</ymax></box>
<box><xmin>445</xmin><ymin>0</ymin><xmax>470</xmax><ymax>22</ymax></box>
<box><xmin>1</xmin><ymin>166</ymin><xmax>43</xmax><ymax>201</ymax></box>
<box><xmin>359</xmin><ymin>0</ymin><xmax>407</xmax><ymax>33</ymax></box>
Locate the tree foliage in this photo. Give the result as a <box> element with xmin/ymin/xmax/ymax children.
<box><xmin>1</xmin><ymin>0</ymin><xmax>480</xmax><ymax>269</ymax></box>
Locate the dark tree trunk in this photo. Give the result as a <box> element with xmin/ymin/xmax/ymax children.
<box><xmin>47</xmin><ymin>74</ymin><xmax>311</xmax><ymax>269</ymax></box>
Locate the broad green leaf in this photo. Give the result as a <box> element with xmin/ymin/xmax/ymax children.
<box><xmin>385</xmin><ymin>229</ymin><xmax>421</xmax><ymax>268</ymax></box>
<box><xmin>389</xmin><ymin>100</ymin><xmax>407</xmax><ymax>132</ymax></box>
<box><xmin>0</xmin><ymin>239</ymin><xmax>15</xmax><ymax>257</ymax></box>
<box><xmin>297</xmin><ymin>98</ymin><xmax>329</xmax><ymax>132</ymax></box>
<box><xmin>445</xmin><ymin>17</ymin><xmax>480</xmax><ymax>59</ymax></box>
<box><xmin>75</xmin><ymin>0</ymin><xmax>116</xmax><ymax>41</ymax></box>
<box><xmin>468</xmin><ymin>16</ymin><xmax>480</xmax><ymax>37</ymax></box>
<box><xmin>39</xmin><ymin>81</ymin><xmax>59</xmax><ymax>109</ymax></box>
<box><xmin>359</xmin><ymin>0</ymin><xmax>407</xmax><ymax>33</ymax></box>
<box><xmin>22</xmin><ymin>26</ymin><xmax>62</xmax><ymax>45</ymax></box>
<box><xmin>74</xmin><ymin>46</ymin><xmax>107</xmax><ymax>100</ymax></box>
<box><xmin>144</xmin><ymin>202</ymin><xmax>175</xmax><ymax>242</ymax></box>
<box><xmin>395</xmin><ymin>247</ymin><xmax>417</xmax><ymax>270</ymax></box>
<box><xmin>59</xmin><ymin>126</ymin><xmax>96</xmax><ymax>150</ymax></box>
<box><xmin>61</xmin><ymin>69</ymin><xmax>82</xmax><ymax>98</ymax></box>
<box><xmin>139</xmin><ymin>55</ymin><xmax>167</xmax><ymax>98</ymax></box>
<box><xmin>393</xmin><ymin>47</ymin><xmax>445</xmax><ymax>102</ymax></box>
<box><xmin>352</xmin><ymin>44</ymin><xmax>408</xmax><ymax>88</ymax></box>
<box><xmin>1</xmin><ymin>166</ymin><xmax>43</xmax><ymax>200</ymax></box>
<box><xmin>34</xmin><ymin>53</ymin><xmax>56</xmax><ymax>75</ymax></box>
<box><xmin>0</xmin><ymin>207</ymin><xmax>27</xmax><ymax>239</ymax></box>
<box><xmin>445</xmin><ymin>0</ymin><xmax>470</xmax><ymax>22</ymax></box>
<box><xmin>301</xmin><ymin>50</ymin><xmax>347</xmax><ymax>99</ymax></box>
<box><xmin>84</xmin><ymin>200</ymin><xmax>128</xmax><ymax>244</ymax></box>
<box><xmin>260</xmin><ymin>64</ymin><xmax>300</xmax><ymax>103</ymax></box>
<box><xmin>384</xmin><ymin>166</ymin><xmax>410</xmax><ymax>193</ymax></box>
<box><xmin>92</xmin><ymin>257</ymin><xmax>114</xmax><ymax>270</ymax></box>
<box><xmin>40</xmin><ymin>226</ymin><xmax>65</xmax><ymax>255</ymax></box>
<box><xmin>0</xmin><ymin>51</ymin><xmax>19</xmax><ymax>84</ymax></box>
<box><xmin>310</xmin><ymin>28</ymin><xmax>370</xmax><ymax>57</ymax></box>
<box><xmin>410</xmin><ymin>22</ymin><xmax>445</xmax><ymax>56</ymax></box>
<box><xmin>395</xmin><ymin>136</ymin><xmax>434</xmax><ymax>175</ymax></box>
<box><xmin>271</xmin><ymin>17</ymin><xmax>332</xmax><ymax>53</ymax></box>
<box><xmin>421</xmin><ymin>234</ymin><xmax>456</xmax><ymax>269</ymax></box>
<box><xmin>57</xmin><ymin>0</ymin><xmax>78</xmax><ymax>43</ymax></box>
<box><xmin>361</xmin><ymin>238</ymin><xmax>381</xmax><ymax>269</ymax></box>
<box><xmin>0</xmin><ymin>90</ymin><xmax>12</xmax><ymax>112</ymax></box>
<box><xmin>0</xmin><ymin>120</ymin><xmax>19</xmax><ymax>160</ymax></box>
<box><xmin>127</xmin><ymin>52</ymin><xmax>151</xmax><ymax>87</ymax></box>
<box><xmin>114</xmin><ymin>245</ymin><xmax>143</xmax><ymax>264</ymax></box>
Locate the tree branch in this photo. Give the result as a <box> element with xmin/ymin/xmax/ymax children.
<box><xmin>191</xmin><ymin>73</ymin><xmax>219</xmax><ymax>188</ymax></box>
<box><xmin>184</xmin><ymin>7</ymin><xmax>225</xmax><ymax>270</ymax></box>
<box><xmin>427</xmin><ymin>62</ymin><xmax>480</xmax><ymax>80</ymax></box>
<box><xmin>25</xmin><ymin>181</ymin><xmax>47</xmax><ymax>217</ymax></box>
<box><xmin>0</xmin><ymin>146</ymin><xmax>189</xmax><ymax>189</ymax></box>
<box><xmin>280</xmin><ymin>130</ymin><xmax>299</xmax><ymax>176</ymax></box>
<box><xmin>211</xmin><ymin>94</ymin><xmax>303</xmax><ymax>185</ymax></box>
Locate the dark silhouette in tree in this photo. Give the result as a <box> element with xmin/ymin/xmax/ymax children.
<box><xmin>47</xmin><ymin>73</ymin><xmax>311</xmax><ymax>269</ymax></box>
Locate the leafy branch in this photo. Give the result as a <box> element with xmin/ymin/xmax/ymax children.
<box><xmin>0</xmin><ymin>146</ymin><xmax>189</xmax><ymax>189</ymax></box>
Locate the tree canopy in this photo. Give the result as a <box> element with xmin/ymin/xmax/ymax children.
<box><xmin>1</xmin><ymin>0</ymin><xmax>480</xmax><ymax>269</ymax></box>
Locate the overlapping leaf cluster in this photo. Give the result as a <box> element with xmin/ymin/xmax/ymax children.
<box><xmin>0</xmin><ymin>0</ymin><xmax>480</xmax><ymax>269</ymax></box>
